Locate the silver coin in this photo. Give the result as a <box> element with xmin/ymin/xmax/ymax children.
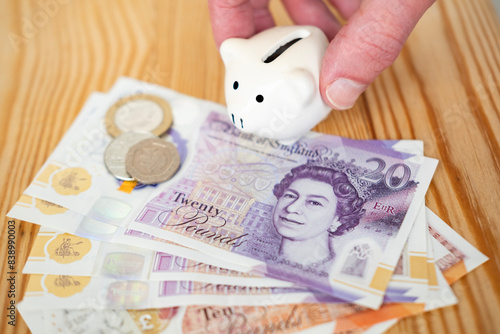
<box><xmin>125</xmin><ymin>138</ymin><xmax>180</xmax><ymax>185</ymax></box>
<box><xmin>104</xmin><ymin>131</ymin><xmax>156</xmax><ymax>180</ymax></box>
<box><xmin>105</xmin><ymin>95</ymin><xmax>173</xmax><ymax>137</ymax></box>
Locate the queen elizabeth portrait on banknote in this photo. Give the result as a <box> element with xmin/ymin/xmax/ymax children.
<box><xmin>271</xmin><ymin>163</ymin><xmax>366</xmax><ymax>271</ymax></box>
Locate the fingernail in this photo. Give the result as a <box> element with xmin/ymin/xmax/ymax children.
<box><xmin>326</xmin><ymin>79</ymin><xmax>367</xmax><ymax>110</ymax></box>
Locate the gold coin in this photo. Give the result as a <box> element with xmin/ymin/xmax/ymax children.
<box><xmin>105</xmin><ymin>94</ymin><xmax>173</xmax><ymax>137</ymax></box>
<box><xmin>125</xmin><ymin>138</ymin><xmax>180</xmax><ymax>184</ymax></box>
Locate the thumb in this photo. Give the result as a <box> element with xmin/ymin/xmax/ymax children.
<box><xmin>320</xmin><ymin>0</ymin><xmax>436</xmax><ymax>110</ymax></box>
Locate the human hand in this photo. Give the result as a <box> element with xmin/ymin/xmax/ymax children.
<box><xmin>208</xmin><ymin>0</ymin><xmax>436</xmax><ymax>110</ymax></box>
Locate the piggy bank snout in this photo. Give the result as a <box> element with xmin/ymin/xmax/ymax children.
<box><xmin>226</xmin><ymin>81</ymin><xmax>267</xmax><ymax>132</ymax></box>
<box><xmin>226</xmin><ymin>74</ymin><xmax>316</xmax><ymax>138</ymax></box>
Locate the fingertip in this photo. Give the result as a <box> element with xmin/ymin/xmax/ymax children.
<box><xmin>324</xmin><ymin>79</ymin><xmax>367</xmax><ymax>110</ymax></box>
<box><xmin>208</xmin><ymin>0</ymin><xmax>256</xmax><ymax>48</ymax></box>
<box><xmin>282</xmin><ymin>0</ymin><xmax>341</xmax><ymax>41</ymax></box>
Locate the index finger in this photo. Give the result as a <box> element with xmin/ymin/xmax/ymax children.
<box><xmin>208</xmin><ymin>0</ymin><xmax>274</xmax><ymax>48</ymax></box>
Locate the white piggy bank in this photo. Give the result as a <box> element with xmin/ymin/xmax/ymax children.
<box><xmin>220</xmin><ymin>25</ymin><xmax>331</xmax><ymax>143</ymax></box>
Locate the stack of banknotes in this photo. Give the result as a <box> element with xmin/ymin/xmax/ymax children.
<box><xmin>8</xmin><ymin>77</ymin><xmax>488</xmax><ymax>334</ymax></box>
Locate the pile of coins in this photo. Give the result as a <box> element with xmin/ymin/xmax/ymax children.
<box><xmin>103</xmin><ymin>94</ymin><xmax>181</xmax><ymax>185</ymax></box>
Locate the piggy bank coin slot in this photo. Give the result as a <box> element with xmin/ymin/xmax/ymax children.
<box><xmin>263</xmin><ymin>37</ymin><xmax>302</xmax><ymax>63</ymax></box>
<box><xmin>262</xmin><ymin>29</ymin><xmax>311</xmax><ymax>63</ymax></box>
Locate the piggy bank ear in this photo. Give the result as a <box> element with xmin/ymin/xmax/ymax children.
<box><xmin>220</xmin><ymin>38</ymin><xmax>248</xmax><ymax>65</ymax></box>
<box><xmin>289</xmin><ymin>69</ymin><xmax>316</xmax><ymax>107</ymax></box>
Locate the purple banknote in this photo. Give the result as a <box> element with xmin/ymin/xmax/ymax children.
<box><xmin>130</xmin><ymin>112</ymin><xmax>438</xmax><ymax>309</ymax></box>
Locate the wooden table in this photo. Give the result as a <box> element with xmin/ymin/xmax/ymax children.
<box><xmin>1</xmin><ymin>1</ymin><xmax>499</xmax><ymax>333</ymax></box>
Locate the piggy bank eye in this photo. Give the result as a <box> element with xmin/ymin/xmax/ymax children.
<box><xmin>256</xmin><ymin>95</ymin><xmax>264</xmax><ymax>103</ymax></box>
<box><xmin>233</xmin><ymin>81</ymin><xmax>239</xmax><ymax>90</ymax></box>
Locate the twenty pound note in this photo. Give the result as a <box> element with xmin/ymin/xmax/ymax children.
<box><xmin>129</xmin><ymin>112</ymin><xmax>438</xmax><ymax>309</ymax></box>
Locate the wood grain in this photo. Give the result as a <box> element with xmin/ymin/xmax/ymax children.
<box><xmin>1</xmin><ymin>0</ymin><xmax>499</xmax><ymax>333</ymax></box>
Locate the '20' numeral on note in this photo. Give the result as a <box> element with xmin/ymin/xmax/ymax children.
<box><xmin>359</xmin><ymin>158</ymin><xmax>411</xmax><ymax>190</ymax></box>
